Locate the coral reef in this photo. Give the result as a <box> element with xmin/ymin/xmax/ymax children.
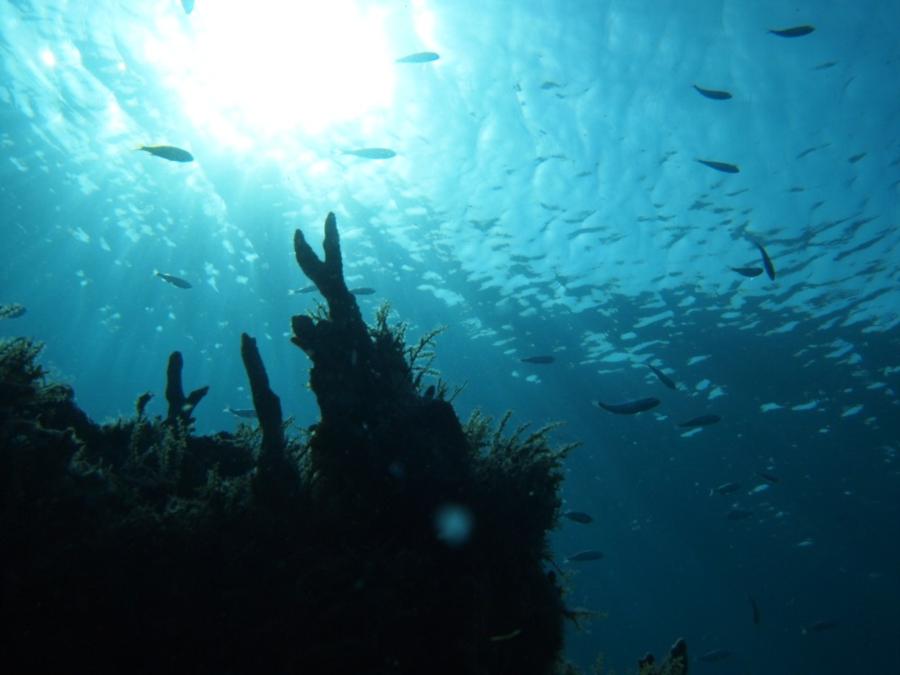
<box><xmin>0</xmin><ymin>214</ymin><xmax>583</xmax><ymax>675</ymax></box>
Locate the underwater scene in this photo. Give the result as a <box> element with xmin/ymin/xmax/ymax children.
<box><xmin>1</xmin><ymin>1</ymin><xmax>898</xmax><ymax>673</ymax></box>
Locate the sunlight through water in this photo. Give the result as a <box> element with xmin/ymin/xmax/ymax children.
<box><xmin>144</xmin><ymin>0</ymin><xmax>397</xmax><ymax>149</ymax></box>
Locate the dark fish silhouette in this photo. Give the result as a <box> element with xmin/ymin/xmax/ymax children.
<box><xmin>181</xmin><ymin>0</ymin><xmax>194</xmax><ymax>14</ymax></box>
<box><xmin>349</xmin><ymin>287</ymin><xmax>376</xmax><ymax>295</ymax></box>
<box><xmin>710</xmin><ymin>481</ymin><xmax>741</xmax><ymax>496</ymax></box>
<box><xmin>727</xmin><ymin>507</ymin><xmax>754</xmax><ymax>521</ymax></box>
<box><xmin>804</xmin><ymin>619</ymin><xmax>838</xmax><ymax>634</ymax></box>
<box><xmin>138</xmin><ymin>145</ymin><xmax>194</xmax><ymax>162</ymax></box>
<box><xmin>521</xmin><ymin>355</ymin><xmax>555</xmax><ymax>364</ymax></box>
<box><xmin>224</xmin><ymin>406</ymin><xmax>257</xmax><ymax>419</ymax></box>
<box><xmin>769</xmin><ymin>25</ymin><xmax>815</xmax><ymax>38</ymax></box>
<box><xmin>647</xmin><ymin>363</ymin><xmax>677</xmax><ymax>390</ymax></box>
<box><xmin>678</xmin><ymin>414</ymin><xmax>721</xmax><ymax>428</ymax></box>
<box><xmin>731</xmin><ymin>266</ymin><xmax>763</xmax><ymax>278</ymax></box>
<box><xmin>697</xmin><ymin>158</ymin><xmax>740</xmax><ymax>174</ymax></box>
<box><xmin>562</xmin><ymin>511</ymin><xmax>594</xmax><ymax>524</ymax></box>
<box><xmin>754</xmin><ymin>241</ymin><xmax>776</xmax><ymax>280</ymax></box>
<box><xmin>155</xmin><ymin>271</ymin><xmax>192</xmax><ymax>289</ymax></box>
<box><xmin>596</xmin><ymin>398</ymin><xmax>660</xmax><ymax>415</ymax></box>
<box><xmin>750</xmin><ymin>595</ymin><xmax>761</xmax><ymax>625</ymax></box>
<box><xmin>424</xmin><ymin>385</ymin><xmax>436</xmax><ymax>400</ymax></box>
<box><xmin>396</xmin><ymin>51</ymin><xmax>439</xmax><ymax>63</ymax></box>
<box><xmin>699</xmin><ymin>649</ymin><xmax>732</xmax><ymax>663</ymax></box>
<box><xmin>566</xmin><ymin>549</ymin><xmax>604</xmax><ymax>562</ymax></box>
<box><xmin>693</xmin><ymin>84</ymin><xmax>732</xmax><ymax>100</ymax></box>
<box><xmin>756</xmin><ymin>470</ymin><xmax>780</xmax><ymax>484</ymax></box>
<box><xmin>345</xmin><ymin>148</ymin><xmax>396</xmax><ymax>160</ymax></box>
<box><xmin>0</xmin><ymin>303</ymin><xmax>26</xmax><ymax>319</ymax></box>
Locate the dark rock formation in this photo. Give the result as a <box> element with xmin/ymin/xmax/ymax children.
<box><xmin>0</xmin><ymin>214</ymin><xmax>576</xmax><ymax>675</ymax></box>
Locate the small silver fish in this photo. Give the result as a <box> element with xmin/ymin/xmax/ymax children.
<box><xmin>224</xmin><ymin>406</ymin><xmax>258</xmax><ymax>419</ymax></box>
<box><xmin>396</xmin><ymin>51</ymin><xmax>439</xmax><ymax>64</ymax></box>
<box><xmin>344</xmin><ymin>148</ymin><xmax>396</xmax><ymax>160</ymax></box>
<box><xmin>562</xmin><ymin>511</ymin><xmax>594</xmax><ymax>524</ymax></box>
<box><xmin>138</xmin><ymin>145</ymin><xmax>194</xmax><ymax>162</ymax></box>
<box><xmin>155</xmin><ymin>271</ymin><xmax>192</xmax><ymax>289</ymax></box>
<box><xmin>566</xmin><ymin>550</ymin><xmax>604</xmax><ymax>562</ymax></box>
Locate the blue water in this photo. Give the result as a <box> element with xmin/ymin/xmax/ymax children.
<box><xmin>2</xmin><ymin>1</ymin><xmax>898</xmax><ymax>672</ymax></box>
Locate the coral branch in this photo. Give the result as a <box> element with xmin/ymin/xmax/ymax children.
<box><xmin>164</xmin><ymin>351</ymin><xmax>208</xmax><ymax>425</ymax></box>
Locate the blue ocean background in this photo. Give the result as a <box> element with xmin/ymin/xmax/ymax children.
<box><xmin>1</xmin><ymin>1</ymin><xmax>898</xmax><ymax>672</ymax></box>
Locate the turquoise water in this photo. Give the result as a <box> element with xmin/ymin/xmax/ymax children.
<box><xmin>1</xmin><ymin>1</ymin><xmax>898</xmax><ymax>672</ymax></box>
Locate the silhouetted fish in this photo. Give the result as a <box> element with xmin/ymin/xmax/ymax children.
<box><xmin>345</xmin><ymin>148</ymin><xmax>396</xmax><ymax>159</ymax></box>
<box><xmin>596</xmin><ymin>398</ymin><xmax>660</xmax><ymax>415</ymax></box>
<box><xmin>754</xmin><ymin>241</ymin><xmax>776</xmax><ymax>280</ymax></box>
<box><xmin>181</xmin><ymin>0</ymin><xmax>194</xmax><ymax>14</ymax></box>
<box><xmin>804</xmin><ymin>619</ymin><xmax>838</xmax><ymax>634</ymax></box>
<box><xmin>155</xmin><ymin>271</ymin><xmax>192</xmax><ymax>289</ymax></box>
<box><xmin>750</xmin><ymin>595</ymin><xmax>761</xmax><ymax>625</ymax></box>
<box><xmin>709</xmin><ymin>482</ymin><xmax>741</xmax><ymax>496</ymax></box>
<box><xmin>396</xmin><ymin>51</ymin><xmax>439</xmax><ymax>63</ymax></box>
<box><xmin>349</xmin><ymin>287</ymin><xmax>376</xmax><ymax>296</ymax></box>
<box><xmin>697</xmin><ymin>158</ymin><xmax>740</xmax><ymax>174</ymax></box>
<box><xmin>224</xmin><ymin>406</ymin><xmax>257</xmax><ymax>419</ymax></box>
<box><xmin>566</xmin><ymin>550</ymin><xmax>604</xmax><ymax>562</ymax></box>
<box><xmin>424</xmin><ymin>385</ymin><xmax>436</xmax><ymax>400</ymax></box>
<box><xmin>756</xmin><ymin>470</ymin><xmax>780</xmax><ymax>484</ymax></box>
<box><xmin>731</xmin><ymin>266</ymin><xmax>763</xmax><ymax>277</ymax></box>
<box><xmin>521</xmin><ymin>355</ymin><xmax>555</xmax><ymax>364</ymax></box>
<box><xmin>699</xmin><ymin>649</ymin><xmax>732</xmax><ymax>663</ymax></box>
<box><xmin>693</xmin><ymin>84</ymin><xmax>732</xmax><ymax>100</ymax></box>
<box><xmin>678</xmin><ymin>414</ymin><xmax>721</xmax><ymax>428</ymax></box>
<box><xmin>562</xmin><ymin>511</ymin><xmax>594</xmax><ymax>524</ymax></box>
<box><xmin>727</xmin><ymin>507</ymin><xmax>753</xmax><ymax>521</ymax></box>
<box><xmin>0</xmin><ymin>303</ymin><xmax>26</xmax><ymax>319</ymax></box>
<box><xmin>769</xmin><ymin>25</ymin><xmax>815</xmax><ymax>38</ymax></box>
<box><xmin>138</xmin><ymin>145</ymin><xmax>194</xmax><ymax>162</ymax></box>
<box><xmin>288</xmin><ymin>285</ymin><xmax>318</xmax><ymax>295</ymax></box>
<box><xmin>647</xmin><ymin>363</ymin><xmax>677</xmax><ymax>390</ymax></box>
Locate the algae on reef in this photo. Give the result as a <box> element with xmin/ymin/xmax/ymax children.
<box><xmin>0</xmin><ymin>213</ymin><xmax>578</xmax><ymax>675</ymax></box>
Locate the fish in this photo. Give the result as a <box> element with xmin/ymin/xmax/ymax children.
<box><xmin>349</xmin><ymin>287</ymin><xmax>376</xmax><ymax>296</ymax></box>
<box><xmin>677</xmin><ymin>414</ymin><xmax>721</xmax><ymax>428</ymax></box>
<box><xmin>138</xmin><ymin>145</ymin><xmax>194</xmax><ymax>162</ymax></box>
<box><xmin>396</xmin><ymin>51</ymin><xmax>440</xmax><ymax>64</ymax></box>
<box><xmin>693</xmin><ymin>84</ymin><xmax>732</xmax><ymax>100</ymax></box>
<box><xmin>699</xmin><ymin>649</ymin><xmax>732</xmax><ymax>663</ymax></box>
<box><xmin>566</xmin><ymin>550</ymin><xmax>604</xmax><ymax>562</ymax></box>
<box><xmin>754</xmin><ymin>241</ymin><xmax>776</xmax><ymax>280</ymax></box>
<box><xmin>155</xmin><ymin>271</ymin><xmax>192</xmax><ymax>289</ymax></box>
<box><xmin>488</xmin><ymin>628</ymin><xmax>522</xmax><ymax>642</ymax></box>
<box><xmin>769</xmin><ymin>25</ymin><xmax>815</xmax><ymax>38</ymax></box>
<box><xmin>731</xmin><ymin>266</ymin><xmax>763</xmax><ymax>278</ymax></box>
<box><xmin>288</xmin><ymin>285</ymin><xmax>318</xmax><ymax>295</ymax></box>
<box><xmin>0</xmin><ymin>303</ymin><xmax>26</xmax><ymax>319</ymax></box>
<box><xmin>562</xmin><ymin>511</ymin><xmax>594</xmax><ymax>524</ymax></box>
<box><xmin>423</xmin><ymin>385</ymin><xmax>436</xmax><ymax>400</ymax></box>
<box><xmin>224</xmin><ymin>406</ymin><xmax>258</xmax><ymax>419</ymax></box>
<box><xmin>647</xmin><ymin>363</ymin><xmax>677</xmax><ymax>390</ymax></box>
<box><xmin>756</xmin><ymin>470</ymin><xmax>780</xmax><ymax>484</ymax></box>
<box><xmin>596</xmin><ymin>398</ymin><xmax>660</xmax><ymax>415</ymax></box>
<box><xmin>181</xmin><ymin>0</ymin><xmax>194</xmax><ymax>13</ymax></box>
<box><xmin>697</xmin><ymin>158</ymin><xmax>740</xmax><ymax>174</ymax></box>
<box><xmin>344</xmin><ymin>148</ymin><xmax>396</xmax><ymax>160</ymax></box>
<box><xmin>709</xmin><ymin>482</ymin><xmax>741</xmax><ymax>496</ymax></box>
<box><xmin>803</xmin><ymin>619</ymin><xmax>838</xmax><ymax>634</ymax></box>
<box><xmin>521</xmin><ymin>355</ymin><xmax>555</xmax><ymax>364</ymax></box>
<box><xmin>726</xmin><ymin>507</ymin><xmax>754</xmax><ymax>521</ymax></box>
<box><xmin>750</xmin><ymin>595</ymin><xmax>761</xmax><ymax>625</ymax></box>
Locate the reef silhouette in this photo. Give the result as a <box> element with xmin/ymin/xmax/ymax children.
<box><xmin>0</xmin><ymin>213</ymin><xmax>687</xmax><ymax>675</ymax></box>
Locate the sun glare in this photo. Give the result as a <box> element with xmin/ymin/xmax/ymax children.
<box><xmin>149</xmin><ymin>0</ymin><xmax>396</xmax><ymax>148</ymax></box>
